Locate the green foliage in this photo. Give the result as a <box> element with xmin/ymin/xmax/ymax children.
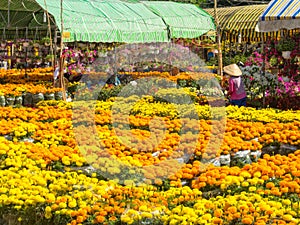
<box><xmin>206</xmin><ymin>55</ymin><xmax>247</xmax><ymax>67</ymax></box>
<box><xmin>275</xmin><ymin>37</ymin><xmax>296</xmax><ymax>52</ymax></box>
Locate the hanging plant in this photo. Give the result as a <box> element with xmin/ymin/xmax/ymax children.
<box><xmin>45</xmin><ymin>54</ymin><xmax>54</xmax><ymax>62</ymax></box>
<box><xmin>40</xmin><ymin>37</ymin><xmax>51</xmax><ymax>46</ymax></box>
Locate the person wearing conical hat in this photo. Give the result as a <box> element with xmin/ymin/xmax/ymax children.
<box><xmin>223</xmin><ymin>64</ymin><xmax>247</xmax><ymax>107</ymax></box>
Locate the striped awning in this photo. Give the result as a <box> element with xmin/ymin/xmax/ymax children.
<box><xmin>257</xmin><ymin>0</ymin><xmax>300</xmax><ymax>32</ymax></box>
<box><xmin>205</xmin><ymin>5</ymin><xmax>271</xmax><ymax>42</ymax></box>
<box><xmin>205</xmin><ymin>4</ymin><xmax>300</xmax><ymax>42</ymax></box>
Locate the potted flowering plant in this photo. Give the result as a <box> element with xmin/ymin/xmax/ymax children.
<box><xmin>275</xmin><ymin>37</ymin><xmax>296</xmax><ymax>59</ymax></box>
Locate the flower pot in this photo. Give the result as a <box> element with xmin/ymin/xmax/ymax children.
<box><xmin>44</xmin><ymin>93</ymin><xmax>55</xmax><ymax>100</ymax></box>
<box><xmin>219</xmin><ymin>154</ymin><xmax>231</xmax><ymax>166</ymax></box>
<box><xmin>23</xmin><ymin>92</ymin><xmax>33</xmax><ymax>106</ymax></box>
<box><xmin>231</xmin><ymin>150</ymin><xmax>251</xmax><ymax>167</ymax></box>
<box><xmin>0</xmin><ymin>95</ymin><xmax>5</xmax><ymax>106</ymax></box>
<box><xmin>14</xmin><ymin>96</ymin><xmax>23</xmax><ymax>105</ymax></box>
<box><xmin>32</xmin><ymin>93</ymin><xmax>44</xmax><ymax>105</ymax></box>
<box><xmin>5</xmin><ymin>96</ymin><xmax>15</xmax><ymax>106</ymax></box>
<box><xmin>55</xmin><ymin>91</ymin><xmax>64</xmax><ymax>100</ymax></box>
<box><xmin>282</xmin><ymin>51</ymin><xmax>291</xmax><ymax>59</ymax></box>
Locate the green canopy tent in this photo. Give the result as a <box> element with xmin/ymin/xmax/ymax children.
<box><xmin>35</xmin><ymin>0</ymin><xmax>169</xmax><ymax>43</ymax></box>
<box><xmin>0</xmin><ymin>0</ymin><xmax>215</xmax><ymax>43</ymax></box>
<box><xmin>142</xmin><ymin>1</ymin><xmax>215</xmax><ymax>39</ymax></box>
<box><xmin>0</xmin><ymin>0</ymin><xmax>55</xmax><ymax>40</ymax></box>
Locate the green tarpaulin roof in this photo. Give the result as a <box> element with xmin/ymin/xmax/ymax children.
<box><xmin>35</xmin><ymin>0</ymin><xmax>169</xmax><ymax>43</ymax></box>
<box><xmin>0</xmin><ymin>0</ymin><xmax>215</xmax><ymax>43</ymax></box>
<box><xmin>142</xmin><ymin>1</ymin><xmax>215</xmax><ymax>39</ymax></box>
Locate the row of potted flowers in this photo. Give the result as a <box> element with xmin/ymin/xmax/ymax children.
<box><xmin>0</xmin><ymin>124</ymin><xmax>299</xmax><ymax>224</ymax></box>
<box><xmin>0</xmin><ymin>83</ymin><xmax>63</xmax><ymax>106</ymax></box>
<box><xmin>0</xmin><ymin>102</ymin><xmax>298</xmax><ymax>182</ymax></box>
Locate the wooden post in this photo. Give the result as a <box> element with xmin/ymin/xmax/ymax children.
<box><xmin>59</xmin><ymin>0</ymin><xmax>66</xmax><ymax>100</ymax></box>
<box><xmin>261</xmin><ymin>32</ymin><xmax>266</xmax><ymax>108</ymax></box>
<box><xmin>43</xmin><ymin>0</ymin><xmax>55</xmax><ymax>87</ymax></box>
<box><xmin>7</xmin><ymin>0</ymin><xmax>10</xmax><ymax>27</ymax></box>
<box><xmin>214</xmin><ymin>0</ymin><xmax>223</xmax><ymax>86</ymax></box>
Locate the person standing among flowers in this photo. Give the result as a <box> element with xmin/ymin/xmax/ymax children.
<box><xmin>223</xmin><ymin>63</ymin><xmax>247</xmax><ymax>107</ymax></box>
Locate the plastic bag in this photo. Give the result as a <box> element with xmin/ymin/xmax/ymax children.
<box><xmin>4</xmin><ymin>135</ymin><xmax>12</xmax><ymax>141</ymax></box>
<box><xmin>20</xmin><ymin>137</ymin><xmax>34</xmax><ymax>143</ymax></box>
<box><xmin>5</xmin><ymin>96</ymin><xmax>15</xmax><ymax>106</ymax></box>
<box><xmin>44</xmin><ymin>93</ymin><xmax>55</xmax><ymax>100</ymax></box>
<box><xmin>279</xmin><ymin>144</ymin><xmax>298</xmax><ymax>155</ymax></box>
<box><xmin>220</xmin><ymin>154</ymin><xmax>231</xmax><ymax>166</ymax></box>
<box><xmin>250</xmin><ymin>150</ymin><xmax>261</xmax><ymax>162</ymax></box>
<box><xmin>32</xmin><ymin>93</ymin><xmax>44</xmax><ymax>105</ymax></box>
<box><xmin>209</xmin><ymin>157</ymin><xmax>221</xmax><ymax>167</ymax></box>
<box><xmin>231</xmin><ymin>150</ymin><xmax>252</xmax><ymax>167</ymax></box>
<box><xmin>55</xmin><ymin>91</ymin><xmax>63</xmax><ymax>100</ymax></box>
<box><xmin>23</xmin><ymin>93</ymin><xmax>33</xmax><ymax>106</ymax></box>
<box><xmin>14</xmin><ymin>96</ymin><xmax>23</xmax><ymax>106</ymax></box>
<box><xmin>261</xmin><ymin>145</ymin><xmax>279</xmax><ymax>156</ymax></box>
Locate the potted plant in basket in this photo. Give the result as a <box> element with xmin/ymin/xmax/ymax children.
<box><xmin>275</xmin><ymin>37</ymin><xmax>296</xmax><ymax>59</ymax></box>
<box><xmin>40</xmin><ymin>37</ymin><xmax>51</xmax><ymax>46</ymax></box>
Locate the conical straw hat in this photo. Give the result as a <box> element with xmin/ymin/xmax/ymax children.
<box><xmin>223</xmin><ymin>64</ymin><xmax>242</xmax><ymax>76</ymax></box>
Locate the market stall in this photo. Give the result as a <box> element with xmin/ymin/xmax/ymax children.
<box><xmin>250</xmin><ymin>0</ymin><xmax>300</xmax><ymax>109</ymax></box>
<box><xmin>257</xmin><ymin>0</ymin><xmax>300</xmax><ymax>32</ymax></box>
<box><xmin>205</xmin><ymin>4</ymin><xmax>298</xmax><ymax>43</ymax></box>
<box><xmin>0</xmin><ymin>0</ymin><xmax>216</xmax><ymax>70</ymax></box>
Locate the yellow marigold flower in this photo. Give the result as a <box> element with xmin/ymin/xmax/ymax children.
<box><xmin>282</xmin><ymin>214</ymin><xmax>293</xmax><ymax>222</ymax></box>
<box><xmin>241</xmin><ymin>181</ymin><xmax>249</xmax><ymax>187</ymax></box>
<box><xmin>141</xmin><ymin>212</ymin><xmax>153</xmax><ymax>219</ymax></box>
<box><xmin>169</xmin><ymin>219</ymin><xmax>178</xmax><ymax>225</ymax></box>
<box><xmin>139</xmin><ymin>205</ymin><xmax>148</xmax><ymax>212</ymax></box>
<box><xmin>242</xmin><ymin>217</ymin><xmax>253</xmax><ymax>224</ymax></box>
<box><xmin>45</xmin><ymin>212</ymin><xmax>52</xmax><ymax>219</ymax></box>
<box><xmin>62</xmin><ymin>156</ymin><xmax>71</xmax><ymax>166</ymax></box>
<box><xmin>45</xmin><ymin>206</ymin><xmax>52</xmax><ymax>212</ymax></box>
<box><xmin>282</xmin><ymin>199</ymin><xmax>291</xmax><ymax>205</ymax></box>
<box><xmin>68</xmin><ymin>200</ymin><xmax>77</xmax><ymax>208</ymax></box>
<box><xmin>249</xmin><ymin>186</ymin><xmax>256</xmax><ymax>192</ymax></box>
<box><xmin>240</xmin><ymin>171</ymin><xmax>251</xmax><ymax>178</ymax></box>
<box><xmin>59</xmin><ymin>202</ymin><xmax>67</xmax><ymax>209</ymax></box>
<box><xmin>202</xmin><ymin>213</ymin><xmax>212</xmax><ymax>220</ymax></box>
<box><xmin>124</xmin><ymin>179</ymin><xmax>135</xmax><ymax>186</ymax></box>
